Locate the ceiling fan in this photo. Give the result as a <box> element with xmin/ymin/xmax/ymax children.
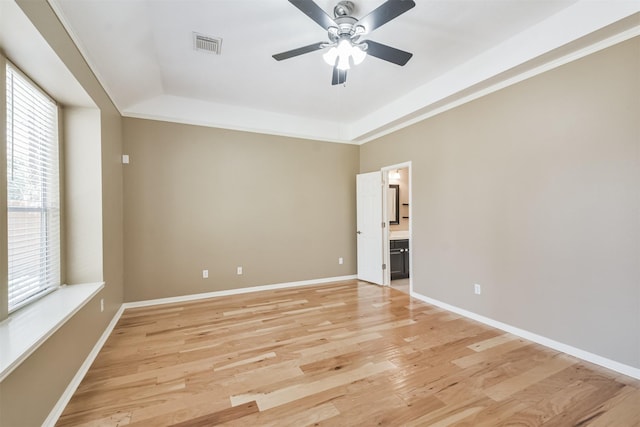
<box><xmin>273</xmin><ymin>0</ymin><xmax>416</xmax><ymax>85</ymax></box>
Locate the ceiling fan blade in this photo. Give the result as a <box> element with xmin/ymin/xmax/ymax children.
<box><xmin>332</xmin><ymin>66</ymin><xmax>347</xmax><ymax>85</ymax></box>
<box><xmin>273</xmin><ymin>42</ymin><xmax>326</xmax><ymax>61</ymax></box>
<box><xmin>357</xmin><ymin>0</ymin><xmax>416</xmax><ymax>33</ymax></box>
<box><xmin>288</xmin><ymin>0</ymin><xmax>336</xmax><ymax>30</ymax></box>
<box><xmin>364</xmin><ymin>40</ymin><xmax>413</xmax><ymax>66</ymax></box>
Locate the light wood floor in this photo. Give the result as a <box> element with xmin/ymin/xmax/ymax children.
<box><xmin>57</xmin><ymin>280</ymin><xmax>640</xmax><ymax>426</ymax></box>
<box><xmin>391</xmin><ymin>278</ymin><xmax>410</xmax><ymax>294</ymax></box>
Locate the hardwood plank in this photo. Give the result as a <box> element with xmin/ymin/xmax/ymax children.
<box><xmin>55</xmin><ymin>280</ymin><xmax>640</xmax><ymax>426</ymax></box>
<box><xmin>213</xmin><ymin>352</ymin><xmax>277</xmax><ymax>371</ymax></box>
<box><xmin>483</xmin><ymin>353</ymin><xmax>577</xmax><ymax>401</ymax></box>
<box><xmin>230</xmin><ymin>360</ymin><xmax>396</xmax><ymax>411</ymax></box>
<box><xmin>126</xmin><ymin>389</ymin><xmax>233</xmax><ymax>425</ymax></box>
<box><xmin>453</xmin><ymin>337</ymin><xmax>529</xmax><ymax>369</ymax></box>
<box><xmin>169</xmin><ymin>402</ymin><xmax>258</xmax><ymax>427</ymax></box>
<box><xmin>402</xmin><ymin>397</ymin><xmax>490</xmax><ymax>426</ymax></box>
<box><xmin>584</xmin><ymin>386</ymin><xmax>640</xmax><ymax>427</ymax></box>
<box><xmin>468</xmin><ymin>332</ymin><xmax>520</xmax><ymax>352</ymax></box>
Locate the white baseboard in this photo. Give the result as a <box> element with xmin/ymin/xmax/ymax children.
<box><xmin>410</xmin><ymin>290</ymin><xmax>640</xmax><ymax>380</ymax></box>
<box><xmin>43</xmin><ymin>304</ymin><xmax>126</xmax><ymax>427</ymax></box>
<box><xmin>123</xmin><ymin>275</ymin><xmax>358</xmax><ymax>309</ymax></box>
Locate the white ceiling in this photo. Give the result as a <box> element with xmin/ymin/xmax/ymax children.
<box><xmin>49</xmin><ymin>0</ymin><xmax>639</xmax><ymax>143</ymax></box>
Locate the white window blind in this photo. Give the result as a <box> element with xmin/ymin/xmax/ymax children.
<box><xmin>6</xmin><ymin>63</ymin><xmax>60</xmax><ymax>312</ymax></box>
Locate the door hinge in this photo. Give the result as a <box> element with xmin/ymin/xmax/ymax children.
<box><xmin>382</xmin><ymin>222</ymin><xmax>386</xmax><ymax>228</ymax></box>
<box><xmin>382</xmin><ymin>264</ymin><xmax>387</xmax><ymax>270</ymax></box>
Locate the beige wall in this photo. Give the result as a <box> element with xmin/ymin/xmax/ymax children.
<box><xmin>0</xmin><ymin>2</ymin><xmax>124</xmax><ymax>426</ymax></box>
<box><xmin>361</xmin><ymin>37</ymin><xmax>640</xmax><ymax>369</ymax></box>
<box><xmin>123</xmin><ymin>118</ymin><xmax>359</xmax><ymax>301</ymax></box>
<box><xmin>0</xmin><ymin>297</ymin><xmax>109</xmax><ymax>426</ymax></box>
<box><xmin>100</xmin><ymin>109</ymin><xmax>125</xmax><ymax>313</ymax></box>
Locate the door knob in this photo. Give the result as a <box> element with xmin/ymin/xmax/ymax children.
<box><xmin>356</xmin><ymin>231</ymin><xmax>362</xmax><ymax>234</ymax></box>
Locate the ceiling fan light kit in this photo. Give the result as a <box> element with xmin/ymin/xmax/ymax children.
<box><xmin>322</xmin><ymin>38</ymin><xmax>367</xmax><ymax>70</ymax></box>
<box><xmin>273</xmin><ymin>0</ymin><xmax>416</xmax><ymax>85</ymax></box>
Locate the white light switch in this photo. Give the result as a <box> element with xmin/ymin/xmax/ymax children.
<box><xmin>237</xmin><ymin>266</ymin><xmax>243</xmax><ymax>275</ymax></box>
<box><xmin>122</xmin><ymin>154</ymin><xmax>130</xmax><ymax>164</ymax></box>
<box><xmin>202</xmin><ymin>269</ymin><xmax>208</xmax><ymax>278</ymax></box>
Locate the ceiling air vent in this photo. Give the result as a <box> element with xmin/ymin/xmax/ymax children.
<box><xmin>193</xmin><ymin>32</ymin><xmax>222</xmax><ymax>54</ymax></box>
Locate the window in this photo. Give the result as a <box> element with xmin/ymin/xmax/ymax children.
<box><xmin>6</xmin><ymin>63</ymin><xmax>60</xmax><ymax>312</ymax></box>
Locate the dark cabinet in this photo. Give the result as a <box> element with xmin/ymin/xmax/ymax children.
<box><xmin>390</xmin><ymin>239</ymin><xmax>409</xmax><ymax>280</ymax></box>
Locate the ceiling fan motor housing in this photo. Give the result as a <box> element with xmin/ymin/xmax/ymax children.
<box><xmin>329</xmin><ymin>16</ymin><xmax>360</xmax><ymax>42</ymax></box>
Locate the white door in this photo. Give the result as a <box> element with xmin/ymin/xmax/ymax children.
<box><xmin>356</xmin><ymin>172</ymin><xmax>384</xmax><ymax>285</ymax></box>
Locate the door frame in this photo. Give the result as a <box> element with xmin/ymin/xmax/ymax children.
<box><xmin>381</xmin><ymin>162</ymin><xmax>412</xmax><ymax>291</ymax></box>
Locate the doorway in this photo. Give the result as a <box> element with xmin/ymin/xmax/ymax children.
<box><xmin>382</xmin><ymin>163</ymin><xmax>412</xmax><ymax>294</ymax></box>
<box><xmin>356</xmin><ymin>162</ymin><xmax>412</xmax><ymax>292</ymax></box>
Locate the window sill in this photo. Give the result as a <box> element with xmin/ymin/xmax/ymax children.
<box><xmin>0</xmin><ymin>282</ymin><xmax>104</xmax><ymax>382</ymax></box>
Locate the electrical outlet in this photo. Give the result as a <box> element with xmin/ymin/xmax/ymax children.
<box><xmin>474</xmin><ymin>283</ymin><xmax>482</xmax><ymax>295</ymax></box>
<box><xmin>338</xmin><ymin>257</ymin><xmax>344</xmax><ymax>265</ymax></box>
<box><xmin>237</xmin><ymin>266</ymin><xmax>243</xmax><ymax>275</ymax></box>
<box><xmin>202</xmin><ymin>269</ymin><xmax>208</xmax><ymax>279</ymax></box>
<box><xmin>100</xmin><ymin>298</ymin><xmax>104</xmax><ymax>312</ymax></box>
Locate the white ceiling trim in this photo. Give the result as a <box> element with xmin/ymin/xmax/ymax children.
<box><xmin>359</xmin><ymin>24</ymin><xmax>640</xmax><ymax>145</ymax></box>
<box><xmin>48</xmin><ymin>0</ymin><xmax>639</xmax><ymax>145</ymax></box>
<box><xmin>47</xmin><ymin>0</ymin><xmax>116</xmax><ymax>109</ymax></box>
<box><xmin>122</xmin><ymin>94</ymin><xmax>352</xmax><ymax>143</ymax></box>
<box><xmin>349</xmin><ymin>2</ymin><xmax>640</xmax><ymax>143</ymax></box>
<box><xmin>117</xmin><ymin>1</ymin><xmax>640</xmax><ymax>144</ymax></box>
